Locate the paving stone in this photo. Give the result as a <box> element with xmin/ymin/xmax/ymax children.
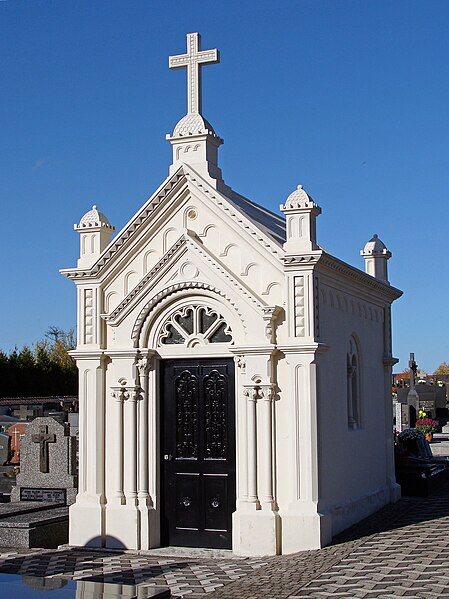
<box><xmin>1</xmin><ymin>481</ymin><xmax>449</xmax><ymax>597</ymax></box>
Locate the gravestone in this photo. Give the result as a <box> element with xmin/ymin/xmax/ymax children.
<box><xmin>0</xmin><ymin>433</ymin><xmax>10</xmax><ymax>466</ymax></box>
<box><xmin>13</xmin><ymin>406</ymin><xmax>39</xmax><ymax>421</ymax></box>
<box><xmin>7</xmin><ymin>422</ymin><xmax>29</xmax><ymax>464</ymax></box>
<box><xmin>11</xmin><ymin>416</ymin><xmax>77</xmax><ymax>505</ymax></box>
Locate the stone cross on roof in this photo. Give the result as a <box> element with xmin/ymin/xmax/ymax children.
<box><xmin>169</xmin><ymin>32</ymin><xmax>219</xmax><ymax>116</ymax></box>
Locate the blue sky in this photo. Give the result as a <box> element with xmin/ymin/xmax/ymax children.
<box><xmin>1</xmin><ymin>0</ymin><xmax>448</xmax><ymax>373</ymax></box>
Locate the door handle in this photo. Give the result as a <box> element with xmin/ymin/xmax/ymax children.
<box><xmin>164</xmin><ymin>454</ymin><xmax>174</xmax><ymax>461</ymax></box>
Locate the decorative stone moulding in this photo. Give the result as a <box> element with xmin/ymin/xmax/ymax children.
<box><xmin>171</xmin><ymin>113</ymin><xmax>222</xmax><ymax>140</ymax></box>
<box><xmin>157</xmin><ymin>304</ymin><xmax>233</xmax><ymax>347</ymax></box>
<box><xmin>74</xmin><ymin>205</ymin><xmax>116</xmax><ymax>232</ymax></box>
<box><xmin>280</xmin><ymin>185</ymin><xmax>321</xmax><ymax>212</ymax></box>
<box><xmin>360</xmin><ymin>234</ymin><xmax>392</xmax><ymax>258</ymax></box>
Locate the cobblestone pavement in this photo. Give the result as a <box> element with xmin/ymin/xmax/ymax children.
<box><xmin>0</xmin><ymin>483</ymin><xmax>448</xmax><ymax>598</ymax></box>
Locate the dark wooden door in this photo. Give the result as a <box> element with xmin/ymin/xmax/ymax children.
<box><xmin>161</xmin><ymin>359</ymin><xmax>235</xmax><ymax>549</ymax></box>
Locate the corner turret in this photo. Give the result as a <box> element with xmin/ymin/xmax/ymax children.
<box><xmin>74</xmin><ymin>205</ymin><xmax>115</xmax><ymax>268</ymax></box>
<box><xmin>360</xmin><ymin>234</ymin><xmax>391</xmax><ymax>283</ymax></box>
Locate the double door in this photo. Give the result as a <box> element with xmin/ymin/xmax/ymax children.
<box><xmin>161</xmin><ymin>359</ymin><xmax>235</xmax><ymax>549</ymax></box>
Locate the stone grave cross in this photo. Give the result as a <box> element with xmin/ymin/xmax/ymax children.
<box><xmin>169</xmin><ymin>32</ymin><xmax>219</xmax><ymax>115</ymax></box>
<box><xmin>409</xmin><ymin>353</ymin><xmax>417</xmax><ymax>388</ymax></box>
<box><xmin>14</xmin><ymin>406</ymin><xmax>35</xmax><ymax>420</ymax></box>
<box><xmin>32</xmin><ymin>425</ymin><xmax>56</xmax><ymax>473</ymax></box>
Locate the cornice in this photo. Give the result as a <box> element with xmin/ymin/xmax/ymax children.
<box><xmin>277</xmin><ymin>343</ymin><xmax>330</xmax><ymax>355</ymax></box>
<box><xmin>68</xmin><ymin>349</ymin><xmax>106</xmax><ymax>361</ymax></box>
<box><xmin>230</xmin><ymin>345</ymin><xmax>279</xmax><ymax>356</ymax></box>
<box><xmin>60</xmin><ymin>169</ymin><xmax>188</xmax><ymax>280</ymax></box>
<box><xmin>284</xmin><ymin>250</ymin><xmax>402</xmax><ymax>302</ymax></box>
<box><xmin>384</xmin><ymin>356</ymin><xmax>399</xmax><ymax>366</ymax></box>
<box><xmin>283</xmin><ymin>252</ymin><xmax>322</xmax><ymax>268</ymax></box>
<box><xmin>318</xmin><ymin>252</ymin><xmax>402</xmax><ymax>302</ymax></box>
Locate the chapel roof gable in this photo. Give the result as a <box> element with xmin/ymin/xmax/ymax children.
<box><xmin>61</xmin><ymin>164</ymin><xmax>286</xmax><ymax>280</ymax></box>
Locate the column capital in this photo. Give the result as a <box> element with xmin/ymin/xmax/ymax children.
<box><xmin>243</xmin><ymin>385</ymin><xmax>258</xmax><ymax>401</ymax></box>
<box><xmin>111</xmin><ymin>379</ymin><xmax>142</xmax><ymax>402</ymax></box>
<box><xmin>259</xmin><ymin>384</ymin><xmax>276</xmax><ymax>402</ymax></box>
<box><xmin>135</xmin><ymin>353</ymin><xmax>155</xmax><ymax>376</ymax></box>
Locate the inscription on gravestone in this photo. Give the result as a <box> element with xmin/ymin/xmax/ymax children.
<box><xmin>20</xmin><ymin>488</ymin><xmax>66</xmax><ymax>502</ymax></box>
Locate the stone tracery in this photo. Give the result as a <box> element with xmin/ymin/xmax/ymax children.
<box><xmin>157</xmin><ymin>304</ymin><xmax>233</xmax><ymax>347</ymax></box>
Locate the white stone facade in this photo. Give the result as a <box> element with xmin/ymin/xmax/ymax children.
<box><xmin>61</xmin><ymin>33</ymin><xmax>402</xmax><ymax>556</ymax></box>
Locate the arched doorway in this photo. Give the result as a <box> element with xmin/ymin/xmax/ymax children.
<box><xmin>142</xmin><ymin>297</ymin><xmax>239</xmax><ymax>549</ymax></box>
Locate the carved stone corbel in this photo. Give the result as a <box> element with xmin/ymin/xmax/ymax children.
<box><xmin>262</xmin><ymin>306</ymin><xmax>282</xmax><ymax>344</ymax></box>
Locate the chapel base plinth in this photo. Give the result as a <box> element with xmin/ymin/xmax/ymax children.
<box><xmin>69</xmin><ymin>501</ymin><xmax>105</xmax><ymax>548</ymax></box>
<box><xmin>138</xmin><ymin>503</ymin><xmax>160</xmax><ymax>549</ymax></box>
<box><xmin>327</xmin><ymin>486</ymin><xmax>391</xmax><ymax>539</ymax></box>
<box><xmin>389</xmin><ymin>481</ymin><xmax>401</xmax><ymax>503</ymax></box>
<box><xmin>232</xmin><ymin>508</ymin><xmax>281</xmax><ymax>556</ymax></box>
<box><xmin>105</xmin><ymin>504</ymin><xmax>141</xmax><ymax>550</ymax></box>
<box><xmin>281</xmin><ymin>504</ymin><xmax>332</xmax><ymax>554</ymax></box>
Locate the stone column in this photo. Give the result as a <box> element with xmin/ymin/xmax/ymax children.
<box><xmin>244</xmin><ymin>385</ymin><xmax>259</xmax><ymax>506</ymax></box>
<box><xmin>136</xmin><ymin>354</ymin><xmax>158</xmax><ymax>549</ymax></box>
<box><xmin>234</xmin><ymin>356</ymin><xmax>248</xmax><ymax>507</ymax></box>
<box><xmin>137</xmin><ymin>357</ymin><xmax>150</xmax><ymax>504</ymax></box>
<box><xmin>124</xmin><ymin>385</ymin><xmax>140</xmax><ymax>507</ymax></box>
<box><xmin>110</xmin><ymin>383</ymin><xmax>126</xmax><ymax>504</ymax></box>
<box><xmin>259</xmin><ymin>384</ymin><xmax>275</xmax><ymax>508</ymax></box>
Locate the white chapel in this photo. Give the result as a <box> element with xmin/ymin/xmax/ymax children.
<box><xmin>61</xmin><ymin>33</ymin><xmax>402</xmax><ymax>556</ymax></box>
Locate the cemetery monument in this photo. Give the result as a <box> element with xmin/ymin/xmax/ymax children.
<box><xmin>61</xmin><ymin>33</ymin><xmax>402</xmax><ymax>556</ymax></box>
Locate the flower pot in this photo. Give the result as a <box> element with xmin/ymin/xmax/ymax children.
<box><xmin>425</xmin><ymin>433</ymin><xmax>433</xmax><ymax>442</ymax></box>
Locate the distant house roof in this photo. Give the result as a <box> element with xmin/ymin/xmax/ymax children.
<box><xmin>0</xmin><ymin>396</ymin><xmax>77</xmax><ymax>406</ymax></box>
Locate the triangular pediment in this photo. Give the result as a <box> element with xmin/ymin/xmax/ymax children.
<box><xmin>61</xmin><ymin>165</ymin><xmax>285</xmax><ymax>282</ymax></box>
<box><xmin>102</xmin><ymin>230</ymin><xmax>268</xmax><ymax>328</ymax></box>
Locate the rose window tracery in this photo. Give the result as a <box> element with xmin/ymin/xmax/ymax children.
<box><xmin>158</xmin><ymin>305</ymin><xmax>233</xmax><ymax>347</ymax></box>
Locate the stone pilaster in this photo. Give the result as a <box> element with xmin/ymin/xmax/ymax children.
<box><xmin>68</xmin><ymin>351</ymin><xmax>107</xmax><ymax>548</ymax></box>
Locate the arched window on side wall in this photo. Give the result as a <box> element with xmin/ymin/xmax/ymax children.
<box><xmin>347</xmin><ymin>336</ymin><xmax>361</xmax><ymax>429</ymax></box>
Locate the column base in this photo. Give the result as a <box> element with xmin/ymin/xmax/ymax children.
<box><xmin>69</xmin><ymin>498</ymin><xmax>105</xmax><ymax>548</ymax></box>
<box><xmin>389</xmin><ymin>480</ymin><xmax>401</xmax><ymax>503</ymax></box>
<box><xmin>138</xmin><ymin>500</ymin><xmax>160</xmax><ymax>549</ymax></box>
<box><xmin>281</xmin><ymin>501</ymin><xmax>332</xmax><ymax>554</ymax></box>
<box><xmin>105</xmin><ymin>503</ymin><xmax>141</xmax><ymax>549</ymax></box>
<box><xmin>232</xmin><ymin>506</ymin><xmax>280</xmax><ymax>556</ymax></box>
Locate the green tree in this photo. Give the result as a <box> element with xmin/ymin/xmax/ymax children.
<box><xmin>0</xmin><ymin>328</ymin><xmax>77</xmax><ymax>397</ymax></box>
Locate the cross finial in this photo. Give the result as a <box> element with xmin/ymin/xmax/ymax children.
<box><xmin>169</xmin><ymin>32</ymin><xmax>219</xmax><ymax>115</ymax></box>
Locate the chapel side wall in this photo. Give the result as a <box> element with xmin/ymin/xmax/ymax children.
<box><xmin>317</xmin><ymin>285</ymin><xmax>390</xmax><ymax>533</ymax></box>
